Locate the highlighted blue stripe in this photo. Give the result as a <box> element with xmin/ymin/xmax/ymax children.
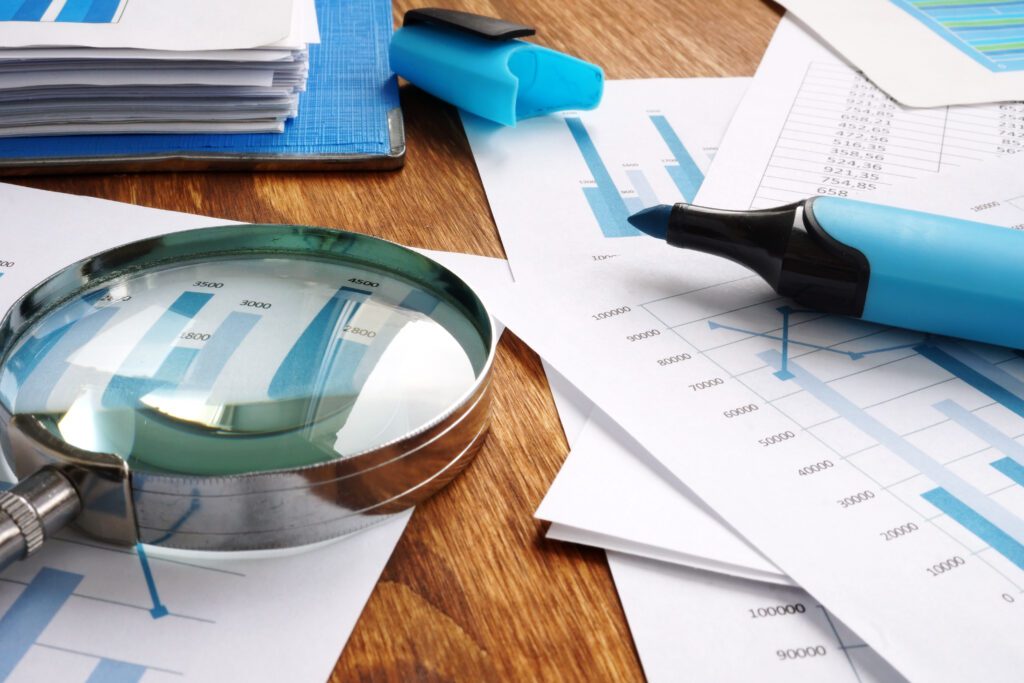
<box><xmin>923</xmin><ymin>487</ymin><xmax>1024</xmax><ymax>569</ymax></box>
<box><xmin>180</xmin><ymin>311</ymin><xmax>260</xmax><ymax>392</ymax></box>
<box><xmin>3</xmin><ymin>305</ymin><xmax>118</xmax><ymax>412</ymax></box>
<box><xmin>83</xmin><ymin>0</ymin><xmax>119</xmax><ymax>22</ymax></box>
<box><xmin>993</xmin><ymin>456</ymin><xmax>1024</xmax><ymax>486</ymax></box>
<box><xmin>565</xmin><ymin>117</ymin><xmax>641</xmax><ymax>239</ymax></box>
<box><xmin>86</xmin><ymin>659</ymin><xmax>147</xmax><ymax>683</ymax></box>
<box><xmin>102</xmin><ymin>292</ymin><xmax>211</xmax><ymax>409</ymax></box>
<box><xmin>0</xmin><ymin>567</ymin><xmax>83</xmax><ymax>679</ymax></box>
<box><xmin>917</xmin><ymin>342</ymin><xmax>1024</xmax><ymax>419</ymax></box>
<box><xmin>56</xmin><ymin>0</ymin><xmax>93</xmax><ymax>21</ymax></box>
<box><xmin>760</xmin><ymin>349</ymin><xmax>1024</xmax><ymax>547</ymax></box>
<box><xmin>625</xmin><ymin>169</ymin><xmax>659</xmax><ymax>207</ymax></box>
<box><xmin>934</xmin><ymin>399</ymin><xmax>1024</xmax><ymax>468</ymax></box>
<box><xmin>12</xmin><ymin>0</ymin><xmax>48</xmax><ymax>20</ymax></box>
<box><xmin>649</xmin><ymin>115</ymin><xmax>704</xmax><ymax>202</ymax></box>
<box><xmin>269</xmin><ymin>286</ymin><xmax>370</xmax><ymax>399</ymax></box>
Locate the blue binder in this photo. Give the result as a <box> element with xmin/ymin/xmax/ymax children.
<box><xmin>0</xmin><ymin>0</ymin><xmax>404</xmax><ymax>173</ymax></box>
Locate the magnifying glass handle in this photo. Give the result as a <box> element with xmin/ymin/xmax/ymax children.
<box><xmin>0</xmin><ymin>469</ymin><xmax>81</xmax><ymax>572</ymax></box>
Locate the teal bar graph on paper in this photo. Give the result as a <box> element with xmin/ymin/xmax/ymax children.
<box><xmin>922</xmin><ymin>487</ymin><xmax>1024</xmax><ymax>570</ymax></box>
<box><xmin>993</xmin><ymin>456</ymin><xmax>1024</xmax><ymax>486</ymax></box>
<box><xmin>179</xmin><ymin>311</ymin><xmax>261</xmax><ymax>393</ymax></box>
<box><xmin>649</xmin><ymin>114</ymin><xmax>704</xmax><ymax>202</ymax></box>
<box><xmin>892</xmin><ymin>0</ymin><xmax>1024</xmax><ymax>72</ymax></box>
<box><xmin>565</xmin><ymin>117</ymin><xmax>642</xmax><ymax>239</ymax></box>
<box><xmin>0</xmin><ymin>567</ymin><xmax>83</xmax><ymax>679</ymax></box>
<box><xmin>103</xmin><ymin>292</ymin><xmax>212</xmax><ymax>409</ymax></box>
<box><xmin>269</xmin><ymin>286</ymin><xmax>371</xmax><ymax>399</ymax></box>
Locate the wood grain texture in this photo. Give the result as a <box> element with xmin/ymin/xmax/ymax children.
<box><xmin>12</xmin><ymin>0</ymin><xmax>782</xmax><ymax>679</ymax></box>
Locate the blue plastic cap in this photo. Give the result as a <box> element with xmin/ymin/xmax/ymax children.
<box><xmin>390</xmin><ymin>24</ymin><xmax>604</xmax><ymax>126</ymax></box>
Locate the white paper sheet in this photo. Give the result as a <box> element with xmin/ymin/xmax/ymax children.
<box><xmin>777</xmin><ymin>3</ymin><xmax>1024</xmax><ymax>107</ymax></box>
<box><xmin>701</xmin><ymin>16</ymin><xmax>1023</xmax><ymax>212</ymax></box>
<box><xmin>468</xmin><ymin>89</ymin><xmax>1024</xmax><ymax>682</ymax></box>
<box><xmin>0</xmin><ymin>0</ymin><xmax>294</xmax><ymax>51</ymax></box>
<box><xmin>0</xmin><ymin>182</ymin><xmax>513</xmax><ymax>682</ymax></box>
<box><xmin>463</xmin><ymin>78</ymin><xmax>750</xmax><ymax>282</ymax></box>
<box><xmin>608</xmin><ymin>552</ymin><xmax>904</xmax><ymax>683</ymax></box>
<box><xmin>538</xmin><ymin>410</ymin><xmax>789</xmax><ymax>585</ymax></box>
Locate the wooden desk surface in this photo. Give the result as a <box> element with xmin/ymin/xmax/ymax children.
<box><xmin>14</xmin><ymin>1</ymin><xmax>781</xmax><ymax>679</ymax></box>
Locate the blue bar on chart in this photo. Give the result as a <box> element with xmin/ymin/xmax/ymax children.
<box><xmin>934</xmin><ymin>399</ymin><xmax>1024</xmax><ymax>469</ymax></box>
<box><xmin>916</xmin><ymin>342</ymin><xmax>1024</xmax><ymax>420</ymax></box>
<box><xmin>564</xmin><ymin>117</ymin><xmax>641</xmax><ymax>239</ymax></box>
<box><xmin>270</xmin><ymin>286</ymin><xmax>370</xmax><ymax>399</ymax></box>
<box><xmin>922</xmin><ymin>487</ymin><xmax>1024</xmax><ymax>570</ymax></box>
<box><xmin>4</xmin><ymin>306</ymin><xmax>118</xmax><ymax>412</ymax></box>
<box><xmin>758</xmin><ymin>348</ymin><xmax>1024</xmax><ymax>548</ymax></box>
<box><xmin>0</xmin><ymin>0</ymin><xmax>126</xmax><ymax>22</ymax></box>
<box><xmin>992</xmin><ymin>457</ymin><xmax>1024</xmax><ymax>487</ymax></box>
<box><xmin>86</xmin><ymin>659</ymin><xmax>147</xmax><ymax>683</ymax></box>
<box><xmin>891</xmin><ymin>0</ymin><xmax>1024</xmax><ymax>72</ymax></box>
<box><xmin>103</xmin><ymin>292</ymin><xmax>212</xmax><ymax>409</ymax></box>
<box><xmin>179</xmin><ymin>311</ymin><xmax>261</xmax><ymax>392</ymax></box>
<box><xmin>10</xmin><ymin>0</ymin><xmax>49</xmax><ymax>21</ymax></box>
<box><xmin>0</xmin><ymin>567</ymin><xmax>83</xmax><ymax>680</ymax></box>
<box><xmin>649</xmin><ymin>114</ymin><xmax>705</xmax><ymax>202</ymax></box>
<box><xmin>625</xmin><ymin>169</ymin><xmax>660</xmax><ymax>208</ymax></box>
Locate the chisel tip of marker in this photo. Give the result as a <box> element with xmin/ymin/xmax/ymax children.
<box><xmin>627</xmin><ymin>204</ymin><xmax>672</xmax><ymax>240</ymax></box>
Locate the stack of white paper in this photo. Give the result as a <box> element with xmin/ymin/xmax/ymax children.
<box><xmin>463</xmin><ymin>18</ymin><xmax>1024</xmax><ymax>681</ymax></box>
<box><xmin>0</xmin><ymin>0</ymin><xmax>318</xmax><ymax>136</ymax></box>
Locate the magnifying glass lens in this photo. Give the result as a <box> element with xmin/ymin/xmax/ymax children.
<box><xmin>0</xmin><ymin>256</ymin><xmax>489</xmax><ymax>476</ymax></box>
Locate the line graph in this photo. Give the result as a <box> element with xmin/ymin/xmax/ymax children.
<box><xmin>639</xmin><ymin>279</ymin><xmax>1024</xmax><ymax>590</ymax></box>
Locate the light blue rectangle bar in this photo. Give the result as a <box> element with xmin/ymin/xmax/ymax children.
<box><xmin>181</xmin><ymin>311</ymin><xmax>260</xmax><ymax>392</ymax></box>
<box><xmin>6</xmin><ymin>306</ymin><xmax>118</xmax><ymax>412</ymax></box>
<box><xmin>582</xmin><ymin>186</ymin><xmax>637</xmax><ymax>238</ymax></box>
<box><xmin>760</xmin><ymin>348</ymin><xmax>1024</xmax><ymax>547</ymax></box>
<box><xmin>625</xmin><ymin>169</ymin><xmax>659</xmax><ymax>207</ymax></box>
<box><xmin>103</xmin><ymin>292</ymin><xmax>211</xmax><ymax>408</ymax></box>
<box><xmin>565</xmin><ymin>116</ymin><xmax>636</xmax><ymax>238</ymax></box>
<box><xmin>649</xmin><ymin>114</ymin><xmax>704</xmax><ymax>202</ymax></box>
<box><xmin>0</xmin><ymin>567</ymin><xmax>83</xmax><ymax>680</ymax></box>
<box><xmin>992</xmin><ymin>456</ymin><xmax>1024</xmax><ymax>486</ymax></box>
<box><xmin>56</xmin><ymin>0</ymin><xmax>92</xmax><ymax>21</ymax></box>
<box><xmin>270</xmin><ymin>287</ymin><xmax>369</xmax><ymax>399</ymax></box>
<box><xmin>923</xmin><ymin>487</ymin><xmax>1024</xmax><ymax>570</ymax></box>
<box><xmin>917</xmin><ymin>341</ymin><xmax>1024</xmax><ymax>419</ymax></box>
<box><xmin>934</xmin><ymin>399</ymin><xmax>1024</xmax><ymax>468</ymax></box>
<box><xmin>0</xmin><ymin>481</ymin><xmax>11</xmax><ymax>491</ymax></box>
<box><xmin>87</xmin><ymin>659</ymin><xmax>147</xmax><ymax>683</ymax></box>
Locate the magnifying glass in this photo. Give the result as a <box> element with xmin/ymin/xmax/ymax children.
<box><xmin>0</xmin><ymin>224</ymin><xmax>496</xmax><ymax>571</ymax></box>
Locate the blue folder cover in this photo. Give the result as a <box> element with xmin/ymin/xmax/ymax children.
<box><xmin>0</xmin><ymin>0</ymin><xmax>403</xmax><ymax>172</ymax></box>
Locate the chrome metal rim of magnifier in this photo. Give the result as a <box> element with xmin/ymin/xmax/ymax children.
<box><xmin>0</xmin><ymin>224</ymin><xmax>497</xmax><ymax>572</ymax></box>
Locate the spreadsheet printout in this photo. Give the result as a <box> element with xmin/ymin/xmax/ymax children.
<box><xmin>700</xmin><ymin>16</ymin><xmax>1024</xmax><ymax>212</ymax></box>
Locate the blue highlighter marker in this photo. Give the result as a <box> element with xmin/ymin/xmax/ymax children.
<box><xmin>629</xmin><ymin>198</ymin><xmax>1024</xmax><ymax>349</ymax></box>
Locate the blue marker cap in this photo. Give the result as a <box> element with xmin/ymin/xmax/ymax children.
<box><xmin>390</xmin><ymin>8</ymin><xmax>604</xmax><ymax>126</ymax></box>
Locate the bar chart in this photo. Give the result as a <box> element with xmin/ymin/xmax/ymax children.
<box><xmin>893</xmin><ymin>0</ymin><xmax>1024</xmax><ymax>72</ymax></box>
<box><xmin>564</xmin><ymin>113</ymin><xmax>706</xmax><ymax>239</ymax></box>
<box><xmin>0</xmin><ymin>0</ymin><xmax>130</xmax><ymax>23</ymax></box>
<box><xmin>647</xmin><ymin>283</ymin><xmax>1024</xmax><ymax>582</ymax></box>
